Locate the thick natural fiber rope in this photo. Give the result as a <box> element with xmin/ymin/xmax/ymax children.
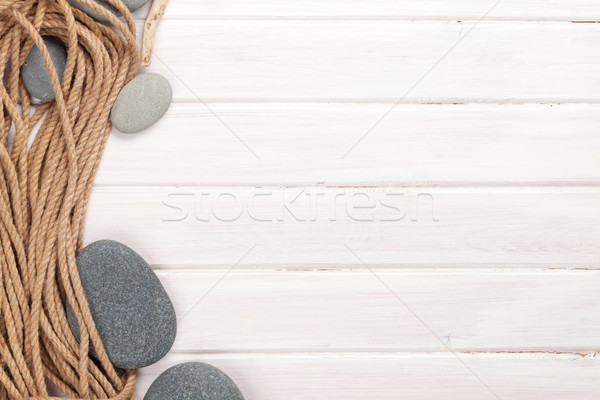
<box><xmin>0</xmin><ymin>0</ymin><xmax>139</xmax><ymax>398</ymax></box>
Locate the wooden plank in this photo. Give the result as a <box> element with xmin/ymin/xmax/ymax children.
<box><xmin>135</xmin><ymin>352</ymin><xmax>600</xmax><ymax>400</ymax></box>
<box><xmin>138</xmin><ymin>21</ymin><xmax>600</xmax><ymax>102</ymax></box>
<box><xmin>98</xmin><ymin>103</ymin><xmax>600</xmax><ymax>185</ymax></box>
<box><xmin>84</xmin><ymin>187</ymin><xmax>600</xmax><ymax>268</ymax></box>
<box><xmin>132</xmin><ymin>0</ymin><xmax>600</xmax><ymax>21</ymax></box>
<box><xmin>157</xmin><ymin>269</ymin><xmax>600</xmax><ymax>352</ymax></box>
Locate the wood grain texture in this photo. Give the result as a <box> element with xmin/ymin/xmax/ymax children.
<box><xmin>85</xmin><ymin>3</ymin><xmax>600</xmax><ymax>396</ymax></box>
<box><xmin>138</xmin><ymin>21</ymin><xmax>600</xmax><ymax>102</ymax></box>
<box><xmin>132</xmin><ymin>0</ymin><xmax>600</xmax><ymax>20</ymax></box>
<box><xmin>98</xmin><ymin>103</ymin><xmax>600</xmax><ymax>185</ymax></box>
<box><xmin>158</xmin><ymin>269</ymin><xmax>600</xmax><ymax>352</ymax></box>
<box><xmin>84</xmin><ymin>187</ymin><xmax>600</xmax><ymax>268</ymax></box>
<box><xmin>134</xmin><ymin>352</ymin><xmax>600</xmax><ymax>400</ymax></box>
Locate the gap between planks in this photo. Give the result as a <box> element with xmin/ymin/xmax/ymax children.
<box><xmin>152</xmin><ymin>267</ymin><xmax>600</xmax><ymax>273</ymax></box>
<box><xmin>130</xmin><ymin>1</ymin><xmax>600</xmax><ymax>22</ymax></box>
<box><xmin>163</xmin><ymin>98</ymin><xmax>600</xmax><ymax>104</ymax></box>
<box><xmin>133</xmin><ymin>17</ymin><xmax>600</xmax><ymax>22</ymax></box>
<box><xmin>149</xmin><ymin>263</ymin><xmax>600</xmax><ymax>271</ymax></box>
<box><xmin>91</xmin><ymin>184</ymin><xmax>600</xmax><ymax>191</ymax></box>
<box><xmin>162</xmin><ymin>350</ymin><xmax>600</xmax><ymax>360</ymax></box>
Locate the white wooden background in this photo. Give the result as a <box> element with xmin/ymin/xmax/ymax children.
<box><xmin>90</xmin><ymin>1</ymin><xmax>600</xmax><ymax>398</ymax></box>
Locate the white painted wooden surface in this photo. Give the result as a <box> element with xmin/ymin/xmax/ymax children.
<box><xmin>99</xmin><ymin>103</ymin><xmax>600</xmax><ymax>185</ymax></box>
<box><xmin>134</xmin><ymin>353</ymin><xmax>600</xmax><ymax>400</ymax></box>
<box><xmin>160</xmin><ymin>270</ymin><xmax>600</xmax><ymax>352</ymax></box>
<box><xmin>138</xmin><ymin>21</ymin><xmax>600</xmax><ymax>102</ymax></box>
<box><xmin>86</xmin><ymin>187</ymin><xmax>600</xmax><ymax>268</ymax></box>
<box><xmin>90</xmin><ymin>1</ymin><xmax>600</xmax><ymax>398</ymax></box>
<box><xmin>133</xmin><ymin>1</ymin><xmax>600</xmax><ymax>21</ymax></box>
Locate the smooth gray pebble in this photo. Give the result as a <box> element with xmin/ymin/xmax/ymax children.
<box><xmin>144</xmin><ymin>362</ymin><xmax>245</xmax><ymax>400</ymax></box>
<box><xmin>21</xmin><ymin>36</ymin><xmax>66</xmax><ymax>101</ymax></box>
<box><xmin>67</xmin><ymin>0</ymin><xmax>150</xmax><ymax>22</ymax></box>
<box><xmin>66</xmin><ymin>240</ymin><xmax>177</xmax><ymax>370</ymax></box>
<box><xmin>110</xmin><ymin>73</ymin><xmax>172</xmax><ymax>134</ymax></box>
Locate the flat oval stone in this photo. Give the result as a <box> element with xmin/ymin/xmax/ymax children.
<box><xmin>21</xmin><ymin>36</ymin><xmax>66</xmax><ymax>101</ymax></box>
<box><xmin>110</xmin><ymin>73</ymin><xmax>172</xmax><ymax>133</ymax></box>
<box><xmin>144</xmin><ymin>362</ymin><xmax>245</xmax><ymax>400</ymax></box>
<box><xmin>66</xmin><ymin>240</ymin><xmax>176</xmax><ymax>369</ymax></box>
<box><xmin>67</xmin><ymin>0</ymin><xmax>150</xmax><ymax>22</ymax></box>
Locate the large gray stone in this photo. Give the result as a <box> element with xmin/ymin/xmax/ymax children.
<box><xmin>110</xmin><ymin>73</ymin><xmax>172</xmax><ymax>133</ymax></box>
<box><xmin>144</xmin><ymin>362</ymin><xmax>245</xmax><ymax>400</ymax></box>
<box><xmin>21</xmin><ymin>36</ymin><xmax>66</xmax><ymax>101</ymax></box>
<box><xmin>66</xmin><ymin>240</ymin><xmax>176</xmax><ymax>369</ymax></box>
<box><xmin>67</xmin><ymin>0</ymin><xmax>150</xmax><ymax>22</ymax></box>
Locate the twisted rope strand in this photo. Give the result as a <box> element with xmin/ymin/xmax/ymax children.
<box><xmin>1</xmin><ymin>0</ymin><xmax>139</xmax><ymax>398</ymax></box>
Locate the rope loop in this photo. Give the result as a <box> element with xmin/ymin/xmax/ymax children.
<box><xmin>0</xmin><ymin>1</ymin><xmax>139</xmax><ymax>398</ymax></box>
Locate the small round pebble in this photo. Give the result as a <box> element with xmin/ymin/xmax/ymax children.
<box><xmin>67</xmin><ymin>0</ymin><xmax>150</xmax><ymax>21</ymax></box>
<box><xmin>110</xmin><ymin>73</ymin><xmax>172</xmax><ymax>133</ymax></box>
<box><xmin>21</xmin><ymin>36</ymin><xmax>67</xmax><ymax>101</ymax></box>
<box><xmin>66</xmin><ymin>240</ymin><xmax>176</xmax><ymax>370</ymax></box>
<box><xmin>144</xmin><ymin>362</ymin><xmax>245</xmax><ymax>400</ymax></box>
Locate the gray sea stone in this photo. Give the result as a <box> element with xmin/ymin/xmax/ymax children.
<box><xmin>21</xmin><ymin>36</ymin><xmax>67</xmax><ymax>101</ymax></box>
<box><xmin>67</xmin><ymin>0</ymin><xmax>114</xmax><ymax>22</ymax></box>
<box><xmin>144</xmin><ymin>362</ymin><xmax>245</xmax><ymax>400</ymax></box>
<box><xmin>122</xmin><ymin>0</ymin><xmax>150</xmax><ymax>11</ymax></box>
<box><xmin>110</xmin><ymin>73</ymin><xmax>172</xmax><ymax>133</ymax></box>
<box><xmin>67</xmin><ymin>0</ymin><xmax>150</xmax><ymax>22</ymax></box>
<box><xmin>66</xmin><ymin>240</ymin><xmax>176</xmax><ymax>370</ymax></box>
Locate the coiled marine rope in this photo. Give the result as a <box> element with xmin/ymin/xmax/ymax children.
<box><xmin>0</xmin><ymin>0</ymin><xmax>139</xmax><ymax>398</ymax></box>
